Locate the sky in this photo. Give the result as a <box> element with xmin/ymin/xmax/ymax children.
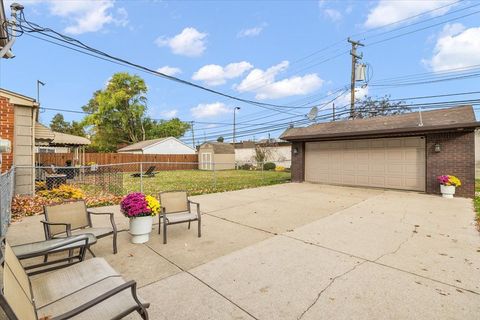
<box><xmin>1</xmin><ymin>0</ymin><xmax>480</xmax><ymax>144</ymax></box>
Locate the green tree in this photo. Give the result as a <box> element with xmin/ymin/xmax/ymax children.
<box><xmin>145</xmin><ymin>118</ymin><xmax>191</xmax><ymax>140</ymax></box>
<box><xmin>50</xmin><ymin>113</ymin><xmax>86</xmax><ymax>137</ymax></box>
<box><xmin>354</xmin><ymin>95</ymin><xmax>409</xmax><ymax>119</ymax></box>
<box><xmin>82</xmin><ymin>72</ymin><xmax>190</xmax><ymax>151</ymax></box>
<box><xmin>50</xmin><ymin>113</ymin><xmax>70</xmax><ymax>133</ymax></box>
<box><xmin>82</xmin><ymin>73</ymin><xmax>148</xmax><ymax>151</ymax></box>
<box><xmin>216</xmin><ymin>136</ymin><xmax>224</xmax><ymax>142</ymax></box>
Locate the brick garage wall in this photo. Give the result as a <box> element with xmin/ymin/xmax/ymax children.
<box><xmin>426</xmin><ymin>131</ymin><xmax>475</xmax><ymax>198</ymax></box>
<box><xmin>0</xmin><ymin>96</ymin><xmax>14</xmax><ymax>172</ymax></box>
<box><xmin>291</xmin><ymin>141</ymin><xmax>305</xmax><ymax>182</ymax></box>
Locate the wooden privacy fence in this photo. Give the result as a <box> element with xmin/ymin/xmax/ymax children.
<box><xmin>36</xmin><ymin>153</ymin><xmax>199</xmax><ymax>171</ymax></box>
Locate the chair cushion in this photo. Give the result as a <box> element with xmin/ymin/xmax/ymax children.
<box><xmin>31</xmin><ymin>258</ymin><xmax>119</xmax><ymax>308</ymax></box>
<box><xmin>165</xmin><ymin>212</ymin><xmax>198</xmax><ymax>224</ymax></box>
<box><xmin>36</xmin><ymin>276</ymin><xmax>144</xmax><ymax>320</ymax></box>
<box><xmin>71</xmin><ymin>227</ymin><xmax>113</xmax><ymax>238</ymax></box>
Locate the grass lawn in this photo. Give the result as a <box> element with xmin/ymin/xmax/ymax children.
<box><xmin>123</xmin><ymin>169</ymin><xmax>291</xmax><ymax>196</ymax></box>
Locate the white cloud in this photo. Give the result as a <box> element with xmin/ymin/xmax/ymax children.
<box><xmin>424</xmin><ymin>23</ymin><xmax>480</xmax><ymax>72</ymax></box>
<box><xmin>323</xmin><ymin>8</ymin><xmax>343</xmax><ymax>22</ymax></box>
<box><xmin>236</xmin><ymin>61</ymin><xmax>324</xmax><ymax>100</ymax></box>
<box><xmin>46</xmin><ymin>0</ymin><xmax>127</xmax><ymax>34</ymax></box>
<box><xmin>237</xmin><ymin>23</ymin><xmax>266</xmax><ymax>38</ymax></box>
<box><xmin>155</xmin><ymin>27</ymin><xmax>207</xmax><ymax>57</ymax></box>
<box><xmin>157</xmin><ymin>66</ymin><xmax>182</xmax><ymax>76</ymax></box>
<box><xmin>191</xmin><ymin>102</ymin><xmax>231</xmax><ymax>118</ymax></box>
<box><xmin>159</xmin><ymin>109</ymin><xmax>178</xmax><ymax>119</ymax></box>
<box><xmin>192</xmin><ymin>61</ymin><xmax>253</xmax><ymax>86</ymax></box>
<box><xmin>364</xmin><ymin>0</ymin><xmax>457</xmax><ymax>29</ymax></box>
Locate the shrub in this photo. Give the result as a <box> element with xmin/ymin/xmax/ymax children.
<box><xmin>239</xmin><ymin>163</ymin><xmax>254</xmax><ymax>170</ymax></box>
<box><xmin>263</xmin><ymin>162</ymin><xmax>276</xmax><ymax>171</ymax></box>
<box><xmin>38</xmin><ymin>184</ymin><xmax>85</xmax><ymax>200</ymax></box>
<box><xmin>275</xmin><ymin>166</ymin><xmax>285</xmax><ymax>172</ymax></box>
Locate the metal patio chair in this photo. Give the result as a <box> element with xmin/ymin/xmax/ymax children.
<box><xmin>0</xmin><ymin>240</ymin><xmax>149</xmax><ymax>320</ymax></box>
<box><xmin>158</xmin><ymin>191</ymin><xmax>201</xmax><ymax>244</ymax></box>
<box><xmin>42</xmin><ymin>200</ymin><xmax>118</xmax><ymax>255</ymax></box>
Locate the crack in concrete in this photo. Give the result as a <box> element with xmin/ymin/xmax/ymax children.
<box><xmin>297</xmin><ymin>261</ymin><xmax>367</xmax><ymax>320</ymax></box>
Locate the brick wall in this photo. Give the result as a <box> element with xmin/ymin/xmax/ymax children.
<box><xmin>291</xmin><ymin>141</ymin><xmax>305</xmax><ymax>182</ymax></box>
<box><xmin>426</xmin><ymin>131</ymin><xmax>475</xmax><ymax>198</ymax></box>
<box><xmin>0</xmin><ymin>96</ymin><xmax>14</xmax><ymax>172</ymax></box>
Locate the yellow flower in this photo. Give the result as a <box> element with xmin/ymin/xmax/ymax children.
<box><xmin>145</xmin><ymin>195</ymin><xmax>160</xmax><ymax>215</ymax></box>
<box><xmin>447</xmin><ymin>175</ymin><xmax>461</xmax><ymax>187</ymax></box>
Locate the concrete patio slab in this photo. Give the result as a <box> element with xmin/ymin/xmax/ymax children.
<box><xmin>191</xmin><ymin>236</ymin><xmax>363</xmax><ymax>320</ymax></box>
<box><xmin>90</xmin><ymin>231</ymin><xmax>180</xmax><ymax>288</ymax></box>
<box><xmin>146</xmin><ymin>214</ymin><xmax>272</xmax><ymax>270</ymax></box>
<box><xmin>126</xmin><ymin>272</ymin><xmax>255</xmax><ymax>320</ymax></box>
<box><xmin>377</xmin><ymin>227</ymin><xmax>480</xmax><ymax>293</ymax></box>
<box><xmin>209</xmin><ymin>186</ymin><xmax>381</xmax><ymax>234</ymax></box>
<box><xmin>288</xmin><ymin>197</ymin><xmax>415</xmax><ymax>261</ymax></box>
<box><xmin>5</xmin><ymin>183</ymin><xmax>479</xmax><ymax>320</ymax></box>
<box><xmin>301</xmin><ymin>262</ymin><xmax>480</xmax><ymax>320</ymax></box>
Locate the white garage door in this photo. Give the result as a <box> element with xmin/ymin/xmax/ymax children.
<box><xmin>305</xmin><ymin>137</ymin><xmax>425</xmax><ymax>191</ymax></box>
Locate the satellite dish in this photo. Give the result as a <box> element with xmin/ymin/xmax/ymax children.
<box><xmin>307</xmin><ymin>106</ymin><xmax>318</xmax><ymax>121</ymax></box>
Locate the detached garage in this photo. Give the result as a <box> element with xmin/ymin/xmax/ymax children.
<box><xmin>281</xmin><ymin>106</ymin><xmax>479</xmax><ymax>198</ymax></box>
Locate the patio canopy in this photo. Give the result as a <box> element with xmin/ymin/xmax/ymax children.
<box><xmin>35</xmin><ymin>122</ymin><xmax>90</xmax><ymax>146</ymax></box>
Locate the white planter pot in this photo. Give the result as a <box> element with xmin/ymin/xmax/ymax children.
<box><xmin>440</xmin><ymin>185</ymin><xmax>456</xmax><ymax>199</ymax></box>
<box><xmin>129</xmin><ymin>216</ymin><xmax>153</xmax><ymax>244</ymax></box>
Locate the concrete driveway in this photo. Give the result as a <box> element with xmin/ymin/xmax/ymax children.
<box><xmin>7</xmin><ymin>183</ymin><xmax>480</xmax><ymax>319</ymax></box>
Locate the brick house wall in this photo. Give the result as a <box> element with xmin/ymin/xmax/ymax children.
<box><xmin>425</xmin><ymin>131</ymin><xmax>475</xmax><ymax>198</ymax></box>
<box><xmin>0</xmin><ymin>96</ymin><xmax>14</xmax><ymax>172</ymax></box>
<box><xmin>291</xmin><ymin>141</ymin><xmax>305</xmax><ymax>183</ymax></box>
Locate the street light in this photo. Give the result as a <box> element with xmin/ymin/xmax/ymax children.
<box><xmin>233</xmin><ymin>107</ymin><xmax>240</xmax><ymax>145</ymax></box>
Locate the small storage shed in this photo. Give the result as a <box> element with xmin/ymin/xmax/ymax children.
<box><xmin>198</xmin><ymin>142</ymin><xmax>235</xmax><ymax>170</ymax></box>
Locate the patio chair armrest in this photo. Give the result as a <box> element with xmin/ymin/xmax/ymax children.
<box><xmin>87</xmin><ymin>211</ymin><xmax>117</xmax><ymax>232</ymax></box>
<box><xmin>188</xmin><ymin>200</ymin><xmax>201</xmax><ymax>218</ymax></box>
<box><xmin>41</xmin><ymin>220</ymin><xmax>72</xmax><ymax>238</ymax></box>
<box><xmin>52</xmin><ymin>280</ymin><xmax>148</xmax><ymax>320</ymax></box>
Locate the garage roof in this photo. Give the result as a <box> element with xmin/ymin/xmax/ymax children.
<box><xmin>281</xmin><ymin>105</ymin><xmax>479</xmax><ymax>141</ymax></box>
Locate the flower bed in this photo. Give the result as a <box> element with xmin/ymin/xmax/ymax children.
<box><xmin>11</xmin><ymin>184</ymin><xmax>122</xmax><ymax>222</ymax></box>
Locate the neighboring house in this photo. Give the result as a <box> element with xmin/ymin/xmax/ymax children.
<box><xmin>117</xmin><ymin>137</ymin><xmax>196</xmax><ymax>155</ymax></box>
<box><xmin>281</xmin><ymin>105</ymin><xmax>479</xmax><ymax>198</ymax></box>
<box><xmin>234</xmin><ymin>139</ymin><xmax>291</xmax><ymax>166</ymax></box>
<box><xmin>0</xmin><ymin>88</ymin><xmax>39</xmax><ymax>195</ymax></box>
<box><xmin>198</xmin><ymin>142</ymin><xmax>235</xmax><ymax>170</ymax></box>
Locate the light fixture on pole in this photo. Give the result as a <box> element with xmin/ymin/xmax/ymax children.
<box><xmin>233</xmin><ymin>107</ymin><xmax>241</xmax><ymax>145</ymax></box>
<box><xmin>37</xmin><ymin>80</ymin><xmax>45</xmax><ymax>104</ymax></box>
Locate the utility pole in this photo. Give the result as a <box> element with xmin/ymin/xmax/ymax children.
<box><xmin>332</xmin><ymin>102</ymin><xmax>335</xmax><ymax>121</ymax></box>
<box><xmin>348</xmin><ymin>38</ymin><xmax>364</xmax><ymax>119</ymax></box>
<box><xmin>37</xmin><ymin>80</ymin><xmax>45</xmax><ymax>104</ymax></box>
<box><xmin>190</xmin><ymin>121</ymin><xmax>195</xmax><ymax>148</ymax></box>
<box><xmin>233</xmin><ymin>107</ymin><xmax>240</xmax><ymax>145</ymax></box>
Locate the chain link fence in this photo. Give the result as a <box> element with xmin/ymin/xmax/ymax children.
<box><xmin>26</xmin><ymin>160</ymin><xmax>291</xmax><ymax>197</ymax></box>
<box><xmin>0</xmin><ymin>167</ymin><xmax>15</xmax><ymax>236</ymax></box>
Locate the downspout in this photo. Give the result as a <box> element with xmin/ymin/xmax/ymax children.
<box><xmin>32</xmin><ymin>103</ymin><xmax>38</xmax><ymax>195</ymax></box>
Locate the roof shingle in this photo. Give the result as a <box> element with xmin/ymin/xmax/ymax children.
<box><xmin>281</xmin><ymin>105</ymin><xmax>478</xmax><ymax>141</ymax></box>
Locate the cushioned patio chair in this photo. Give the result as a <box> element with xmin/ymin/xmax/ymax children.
<box><xmin>158</xmin><ymin>191</ymin><xmax>201</xmax><ymax>244</ymax></box>
<box><xmin>0</xmin><ymin>241</ymin><xmax>149</xmax><ymax>320</ymax></box>
<box><xmin>42</xmin><ymin>200</ymin><xmax>118</xmax><ymax>255</ymax></box>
